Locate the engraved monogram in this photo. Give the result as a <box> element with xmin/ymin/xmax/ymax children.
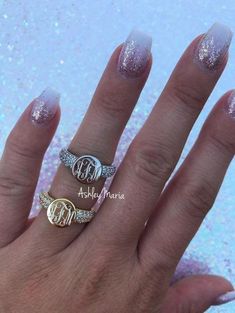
<box><xmin>47</xmin><ymin>199</ymin><xmax>76</xmax><ymax>227</ymax></box>
<box><xmin>72</xmin><ymin>155</ymin><xmax>102</xmax><ymax>184</ymax></box>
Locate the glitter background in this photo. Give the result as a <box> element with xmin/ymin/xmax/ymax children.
<box><xmin>0</xmin><ymin>1</ymin><xmax>235</xmax><ymax>311</ymax></box>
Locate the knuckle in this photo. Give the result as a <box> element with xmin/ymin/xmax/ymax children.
<box><xmin>209</xmin><ymin>131</ymin><xmax>235</xmax><ymax>155</ymax></box>
<box><xmin>0</xmin><ymin>134</ymin><xmax>37</xmax><ymax>197</ymax></box>
<box><xmin>147</xmin><ymin>258</ymin><xmax>172</xmax><ymax>280</ymax></box>
<box><xmin>128</xmin><ymin>141</ymin><xmax>175</xmax><ymax>186</ymax></box>
<box><xmin>140</xmin><ymin>246</ymin><xmax>175</xmax><ymax>281</ymax></box>
<box><xmin>95</xmin><ymin>90</ymin><xmax>127</xmax><ymax>117</ymax></box>
<box><xmin>5</xmin><ymin>132</ymin><xmax>39</xmax><ymax>162</ymax></box>
<box><xmin>0</xmin><ymin>172</ymin><xmax>33</xmax><ymax>197</ymax></box>
<box><xmin>170</xmin><ymin>284</ymin><xmax>196</xmax><ymax>313</ymax></box>
<box><xmin>170</xmin><ymin>78</ymin><xmax>207</xmax><ymax>112</ymax></box>
<box><xmin>178</xmin><ymin>178</ymin><xmax>217</xmax><ymax>219</ymax></box>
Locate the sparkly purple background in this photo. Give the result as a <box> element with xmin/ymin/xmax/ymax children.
<box><xmin>0</xmin><ymin>1</ymin><xmax>235</xmax><ymax>312</ymax></box>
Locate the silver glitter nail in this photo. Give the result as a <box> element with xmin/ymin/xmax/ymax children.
<box><xmin>196</xmin><ymin>23</ymin><xmax>233</xmax><ymax>70</ymax></box>
<box><xmin>31</xmin><ymin>87</ymin><xmax>60</xmax><ymax>125</ymax></box>
<box><xmin>213</xmin><ymin>290</ymin><xmax>235</xmax><ymax>306</ymax></box>
<box><xmin>225</xmin><ymin>90</ymin><xmax>235</xmax><ymax>118</ymax></box>
<box><xmin>118</xmin><ymin>29</ymin><xmax>152</xmax><ymax>78</ymax></box>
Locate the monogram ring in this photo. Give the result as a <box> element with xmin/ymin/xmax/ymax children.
<box><xmin>39</xmin><ymin>192</ymin><xmax>95</xmax><ymax>227</ymax></box>
<box><xmin>59</xmin><ymin>148</ymin><xmax>116</xmax><ymax>184</ymax></box>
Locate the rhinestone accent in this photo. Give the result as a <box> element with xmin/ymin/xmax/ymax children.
<box><xmin>101</xmin><ymin>165</ymin><xmax>116</xmax><ymax>178</ymax></box>
<box><xmin>59</xmin><ymin>148</ymin><xmax>78</xmax><ymax>168</ymax></box>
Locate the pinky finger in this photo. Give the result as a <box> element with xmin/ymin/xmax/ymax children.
<box><xmin>0</xmin><ymin>88</ymin><xmax>60</xmax><ymax>247</ymax></box>
<box><xmin>162</xmin><ymin>275</ymin><xmax>234</xmax><ymax>312</ymax></box>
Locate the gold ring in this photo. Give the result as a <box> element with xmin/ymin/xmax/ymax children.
<box><xmin>39</xmin><ymin>192</ymin><xmax>95</xmax><ymax>227</ymax></box>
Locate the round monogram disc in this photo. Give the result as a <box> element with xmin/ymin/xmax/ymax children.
<box><xmin>72</xmin><ymin>155</ymin><xmax>102</xmax><ymax>184</ymax></box>
<box><xmin>47</xmin><ymin>198</ymin><xmax>76</xmax><ymax>227</ymax></box>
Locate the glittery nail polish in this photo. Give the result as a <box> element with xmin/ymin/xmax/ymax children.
<box><xmin>195</xmin><ymin>23</ymin><xmax>233</xmax><ymax>70</ymax></box>
<box><xmin>31</xmin><ymin>87</ymin><xmax>60</xmax><ymax>125</ymax></box>
<box><xmin>118</xmin><ymin>29</ymin><xmax>152</xmax><ymax>78</ymax></box>
<box><xmin>225</xmin><ymin>91</ymin><xmax>235</xmax><ymax>118</ymax></box>
<box><xmin>213</xmin><ymin>290</ymin><xmax>235</xmax><ymax>306</ymax></box>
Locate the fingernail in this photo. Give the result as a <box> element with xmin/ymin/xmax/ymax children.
<box><xmin>225</xmin><ymin>90</ymin><xmax>235</xmax><ymax>118</ymax></box>
<box><xmin>31</xmin><ymin>87</ymin><xmax>60</xmax><ymax>125</ymax></box>
<box><xmin>195</xmin><ymin>22</ymin><xmax>233</xmax><ymax>70</ymax></box>
<box><xmin>213</xmin><ymin>290</ymin><xmax>235</xmax><ymax>306</ymax></box>
<box><xmin>118</xmin><ymin>29</ymin><xmax>152</xmax><ymax>78</ymax></box>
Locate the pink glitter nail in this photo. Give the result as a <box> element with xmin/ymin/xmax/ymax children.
<box><xmin>118</xmin><ymin>29</ymin><xmax>152</xmax><ymax>79</ymax></box>
<box><xmin>31</xmin><ymin>87</ymin><xmax>60</xmax><ymax>125</ymax></box>
<box><xmin>195</xmin><ymin>23</ymin><xmax>232</xmax><ymax>70</ymax></box>
<box><xmin>224</xmin><ymin>90</ymin><xmax>235</xmax><ymax>119</ymax></box>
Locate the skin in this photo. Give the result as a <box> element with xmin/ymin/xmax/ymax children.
<box><xmin>0</xmin><ymin>35</ymin><xmax>234</xmax><ymax>313</ymax></box>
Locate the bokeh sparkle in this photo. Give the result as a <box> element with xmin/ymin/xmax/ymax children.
<box><xmin>0</xmin><ymin>1</ymin><xmax>235</xmax><ymax>311</ymax></box>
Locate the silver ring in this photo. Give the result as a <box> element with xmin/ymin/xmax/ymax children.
<box><xmin>59</xmin><ymin>148</ymin><xmax>116</xmax><ymax>184</ymax></box>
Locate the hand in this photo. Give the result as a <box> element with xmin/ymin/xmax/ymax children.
<box><xmin>0</xmin><ymin>24</ymin><xmax>235</xmax><ymax>313</ymax></box>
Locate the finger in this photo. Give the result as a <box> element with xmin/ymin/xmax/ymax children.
<box><xmin>91</xmin><ymin>23</ymin><xmax>232</xmax><ymax>246</ymax></box>
<box><xmin>0</xmin><ymin>88</ymin><xmax>60</xmax><ymax>247</ymax></box>
<box><xmin>140</xmin><ymin>91</ymin><xmax>235</xmax><ymax>270</ymax></box>
<box><xmin>161</xmin><ymin>275</ymin><xmax>233</xmax><ymax>312</ymax></box>
<box><xmin>29</xmin><ymin>30</ymin><xmax>152</xmax><ymax>253</ymax></box>
<box><xmin>26</xmin><ymin>217</ymin><xmax>36</xmax><ymax>229</ymax></box>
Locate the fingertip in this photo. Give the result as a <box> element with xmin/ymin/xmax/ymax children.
<box><xmin>106</xmin><ymin>32</ymin><xmax>152</xmax><ymax>82</ymax></box>
<box><xmin>193</xmin><ymin>23</ymin><xmax>232</xmax><ymax>71</ymax></box>
<box><xmin>30</xmin><ymin>87</ymin><xmax>61</xmax><ymax>127</ymax></box>
<box><xmin>163</xmin><ymin>275</ymin><xmax>234</xmax><ymax>312</ymax></box>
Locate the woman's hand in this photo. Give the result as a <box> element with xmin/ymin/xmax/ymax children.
<box><xmin>0</xmin><ymin>23</ymin><xmax>235</xmax><ymax>313</ymax></box>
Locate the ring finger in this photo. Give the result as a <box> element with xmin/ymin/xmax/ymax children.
<box><xmin>26</xmin><ymin>29</ymin><xmax>152</xmax><ymax>253</ymax></box>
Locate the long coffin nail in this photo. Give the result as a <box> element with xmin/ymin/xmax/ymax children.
<box><xmin>224</xmin><ymin>90</ymin><xmax>235</xmax><ymax>118</ymax></box>
<box><xmin>213</xmin><ymin>290</ymin><xmax>235</xmax><ymax>306</ymax></box>
<box><xmin>118</xmin><ymin>29</ymin><xmax>152</xmax><ymax>78</ymax></box>
<box><xmin>195</xmin><ymin>22</ymin><xmax>233</xmax><ymax>70</ymax></box>
<box><xmin>31</xmin><ymin>87</ymin><xmax>60</xmax><ymax>125</ymax></box>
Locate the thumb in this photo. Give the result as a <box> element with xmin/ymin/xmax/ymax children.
<box><xmin>161</xmin><ymin>275</ymin><xmax>235</xmax><ymax>313</ymax></box>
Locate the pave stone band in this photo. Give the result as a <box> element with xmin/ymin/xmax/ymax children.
<box><xmin>39</xmin><ymin>192</ymin><xmax>95</xmax><ymax>227</ymax></box>
<box><xmin>59</xmin><ymin>148</ymin><xmax>116</xmax><ymax>184</ymax></box>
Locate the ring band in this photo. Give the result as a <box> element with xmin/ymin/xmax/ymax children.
<box><xmin>59</xmin><ymin>148</ymin><xmax>116</xmax><ymax>184</ymax></box>
<box><xmin>39</xmin><ymin>192</ymin><xmax>95</xmax><ymax>227</ymax></box>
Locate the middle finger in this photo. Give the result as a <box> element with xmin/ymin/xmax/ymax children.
<box><xmin>91</xmin><ymin>23</ymin><xmax>232</xmax><ymax>247</ymax></box>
